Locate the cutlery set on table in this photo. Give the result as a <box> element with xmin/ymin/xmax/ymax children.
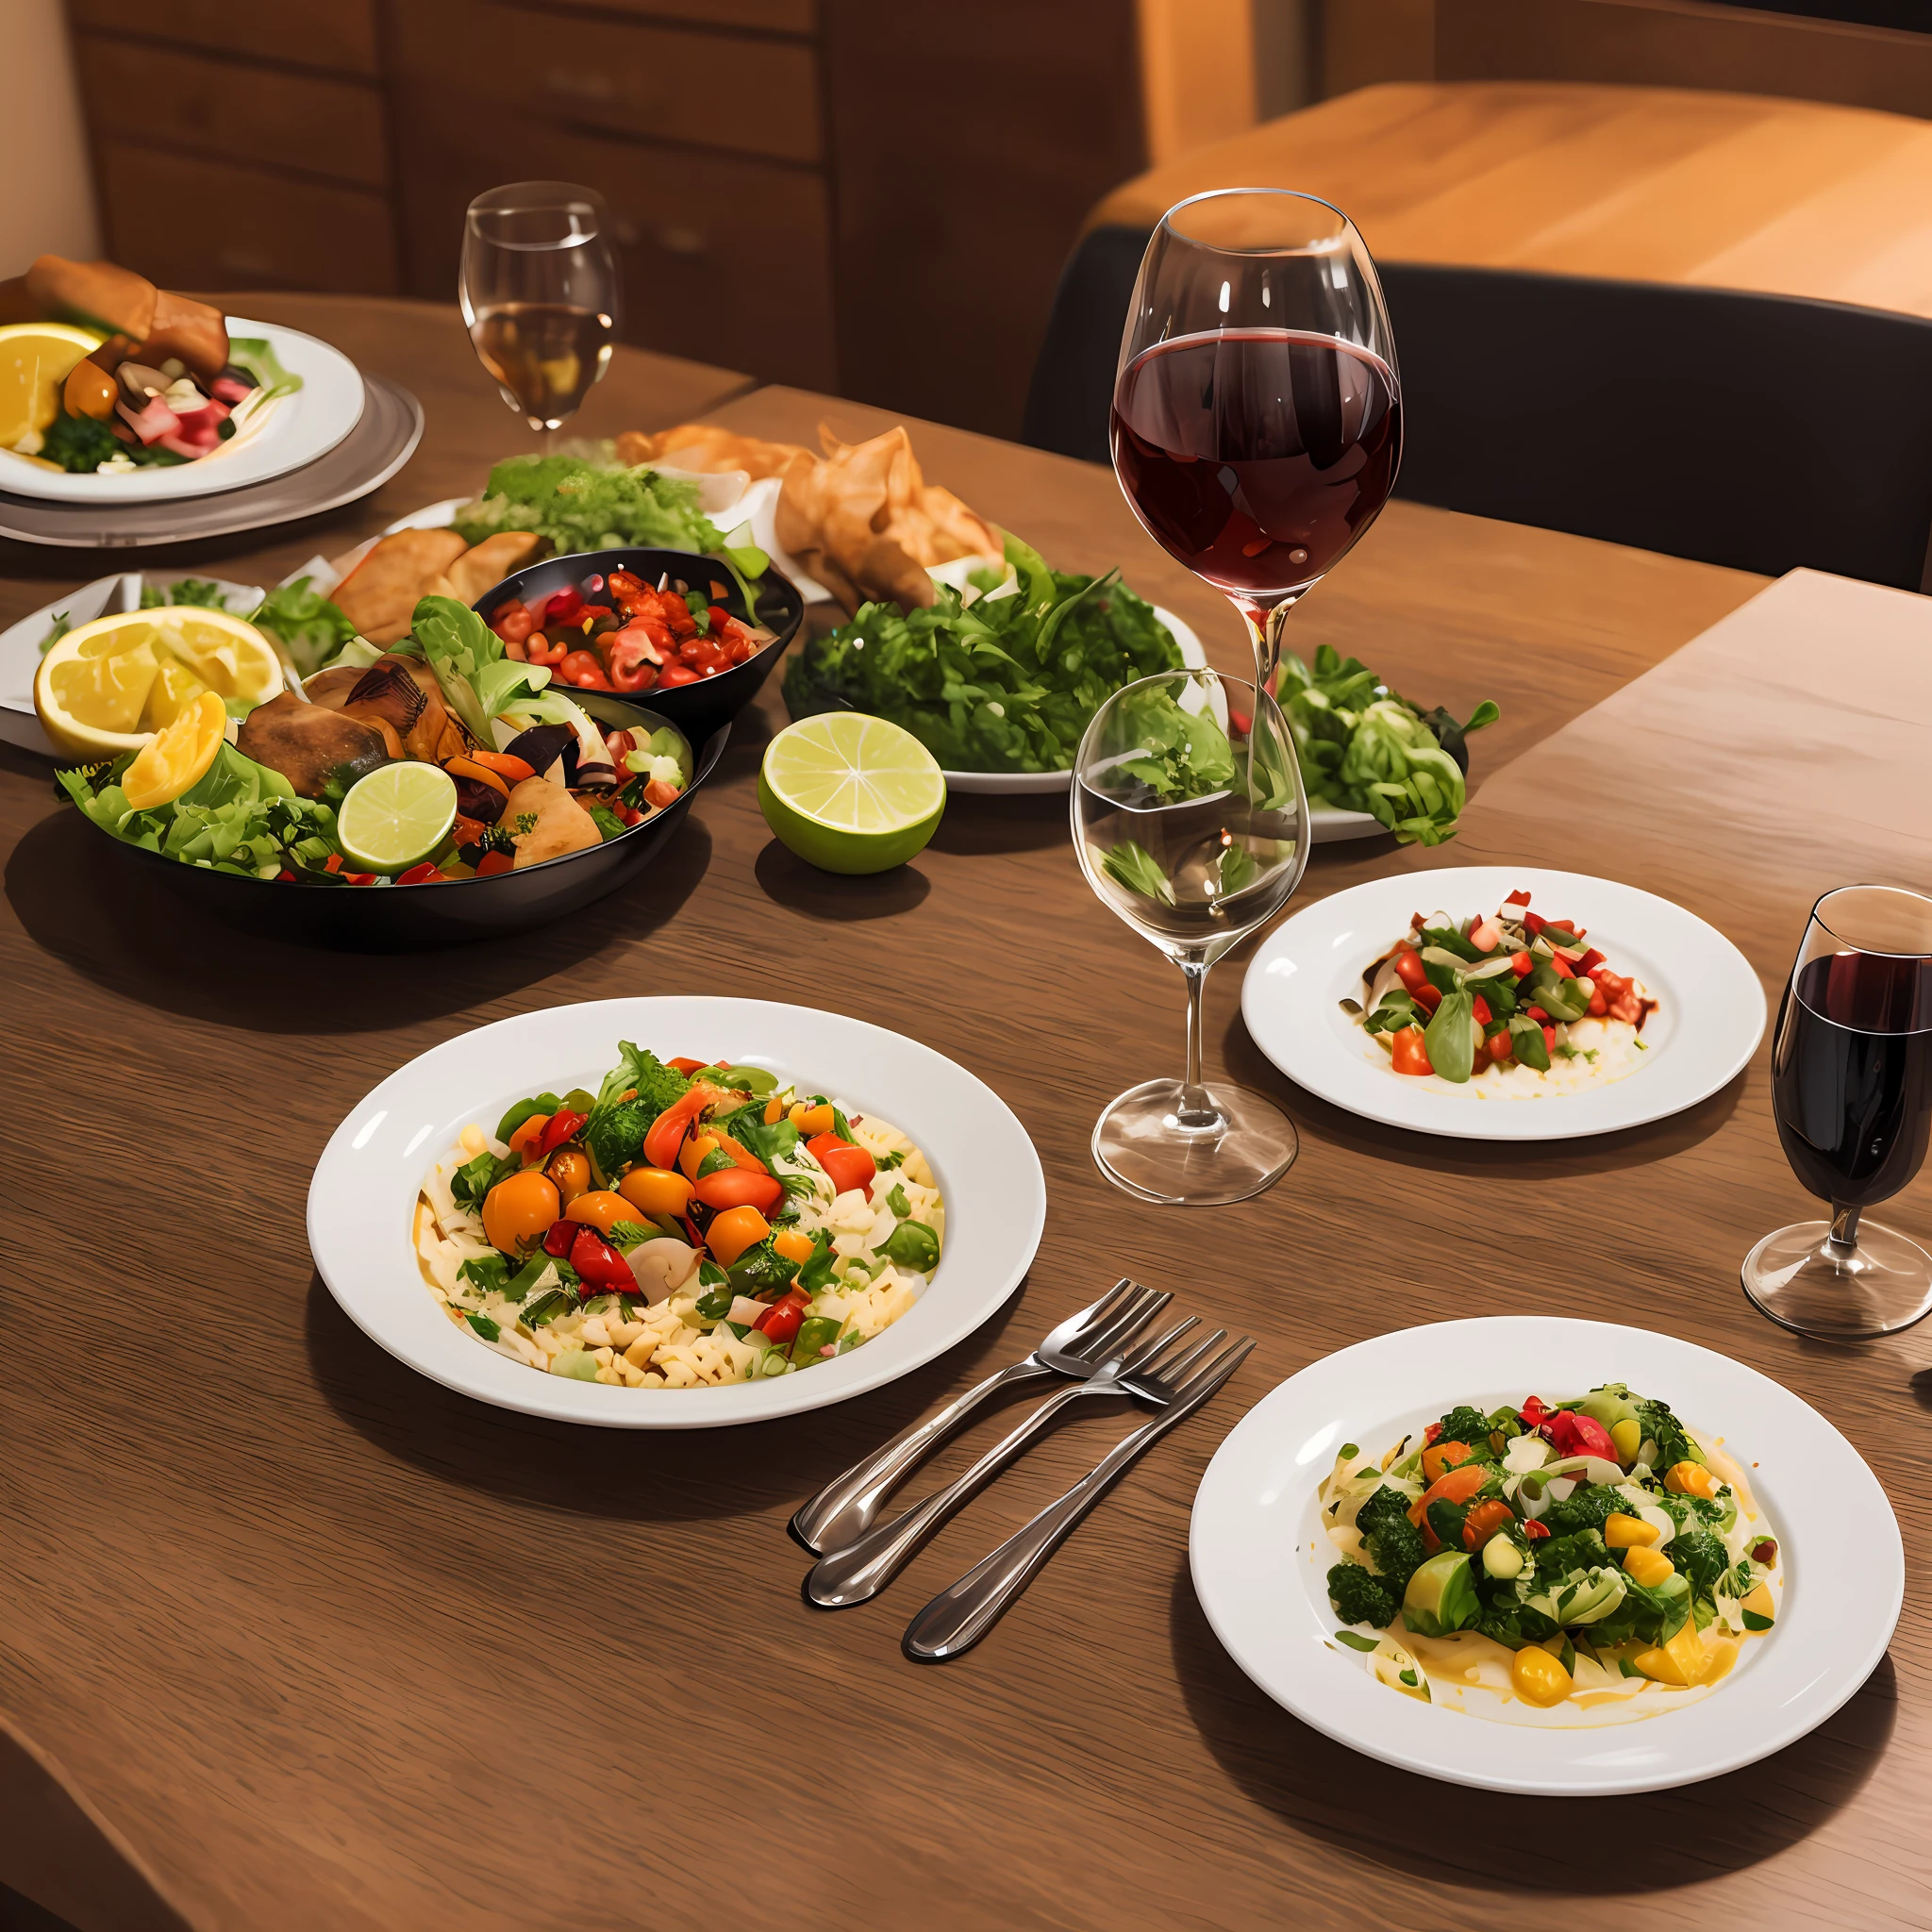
<box><xmin>791</xmin><ymin>1280</ymin><xmax>1254</xmax><ymax>1660</ymax></box>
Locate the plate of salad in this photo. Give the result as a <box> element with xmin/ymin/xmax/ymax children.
<box><xmin>308</xmin><ymin>997</ymin><xmax>1047</xmax><ymax>1427</ymax></box>
<box><xmin>1241</xmin><ymin>867</ymin><xmax>1765</xmax><ymax>1141</ymax></box>
<box><xmin>1191</xmin><ymin>1317</ymin><xmax>1903</xmax><ymax>1793</ymax></box>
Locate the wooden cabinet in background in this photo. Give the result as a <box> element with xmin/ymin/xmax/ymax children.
<box><xmin>63</xmin><ymin>0</ymin><xmax>1151</xmax><ymax>437</ymax></box>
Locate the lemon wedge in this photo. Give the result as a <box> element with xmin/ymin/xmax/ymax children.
<box><xmin>34</xmin><ymin>606</ymin><xmax>284</xmax><ymax>758</ymax></box>
<box><xmin>0</xmin><ymin>322</ymin><xmax>104</xmax><ymax>451</ymax></box>
<box><xmin>121</xmin><ymin>690</ymin><xmax>227</xmax><ymax>809</ymax></box>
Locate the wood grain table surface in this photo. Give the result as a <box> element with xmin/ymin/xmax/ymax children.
<box><xmin>4</xmin><ymin>313</ymin><xmax>1924</xmax><ymax>1931</ymax></box>
<box><xmin>1098</xmin><ymin>79</ymin><xmax>1932</xmax><ymax>322</ymax></box>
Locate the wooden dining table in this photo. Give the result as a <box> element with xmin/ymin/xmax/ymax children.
<box><xmin>2</xmin><ymin>299</ymin><xmax>1926</xmax><ymax>1932</ymax></box>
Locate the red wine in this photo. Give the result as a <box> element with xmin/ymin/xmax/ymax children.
<box><xmin>1111</xmin><ymin>328</ymin><xmax>1401</xmax><ymax>601</ymax></box>
<box><xmin>1772</xmin><ymin>951</ymin><xmax>1932</xmax><ymax>1208</ymax></box>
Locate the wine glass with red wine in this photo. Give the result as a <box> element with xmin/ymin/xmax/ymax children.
<box><xmin>1744</xmin><ymin>884</ymin><xmax>1932</xmax><ymax>1340</ymax></box>
<box><xmin>460</xmin><ymin>181</ymin><xmax>620</xmax><ymax>448</ymax></box>
<box><xmin>1111</xmin><ymin>189</ymin><xmax>1401</xmax><ymax>695</ymax></box>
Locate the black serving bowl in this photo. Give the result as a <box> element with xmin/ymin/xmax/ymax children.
<box><xmin>473</xmin><ymin>546</ymin><xmax>805</xmax><ymax>741</ymax></box>
<box><xmin>103</xmin><ymin>691</ymin><xmax>726</xmax><ymax>950</ymax></box>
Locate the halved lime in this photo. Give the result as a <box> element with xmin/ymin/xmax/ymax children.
<box><xmin>338</xmin><ymin>762</ymin><xmax>458</xmax><ymax>874</ymax></box>
<box><xmin>758</xmin><ymin>714</ymin><xmax>945</xmax><ymax>874</ymax></box>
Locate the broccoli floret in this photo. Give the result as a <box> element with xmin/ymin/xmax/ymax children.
<box><xmin>1356</xmin><ymin>1484</ymin><xmax>1428</xmax><ymax>1595</ymax></box>
<box><xmin>582</xmin><ymin>1043</ymin><xmax>691</xmax><ymax>1180</ymax></box>
<box><xmin>1432</xmin><ymin>1405</ymin><xmax>1492</xmax><ymax>1449</ymax></box>
<box><xmin>1672</xmin><ymin>1527</ymin><xmax>1727</xmax><ymax>1594</ymax></box>
<box><xmin>1543</xmin><ymin>1482</ymin><xmax>1625</xmax><ymax>1538</ymax></box>
<box><xmin>1326</xmin><ymin>1562</ymin><xmax>1398</xmax><ymax>1628</ymax></box>
<box><xmin>1634</xmin><ymin>1396</ymin><xmax>1693</xmax><ymax>1469</ymax></box>
<box><xmin>1532</xmin><ymin>1529</ymin><xmax>1607</xmax><ymax>1580</ymax></box>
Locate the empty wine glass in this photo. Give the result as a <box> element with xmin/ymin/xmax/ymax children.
<box><xmin>460</xmin><ymin>181</ymin><xmax>620</xmax><ymax>446</ymax></box>
<box><xmin>1743</xmin><ymin>884</ymin><xmax>1932</xmax><ymax>1340</ymax></box>
<box><xmin>1074</xmin><ymin>667</ymin><xmax>1308</xmax><ymax>1206</ymax></box>
<box><xmin>1111</xmin><ymin>189</ymin><xmax>1401</xmax><ymax>697</ymax></box>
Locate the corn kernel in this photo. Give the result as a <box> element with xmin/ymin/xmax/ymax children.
<box><xmin>1604</xmin><ymin>1511</ymin><xmax>1659</xmax><ymax>1549</ymax></box>
<box><xmin>1510</xmin><ymin>1645</ymin><xmax>1573</xmax><ymax>1707</ymax></box>
<box><xmin>1622</xmin><ymin>1544</ymin><xmax>1675</xmax><ymax>1588</ymax></box>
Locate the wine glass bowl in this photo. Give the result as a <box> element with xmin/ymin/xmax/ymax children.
<box><xmin>459</xmin><ymin>181</ymin><xmax>620</xmax><ymax>441</ymax></box>
<box><xmin>1074</xmin><ymin>668</ymin><xmax>1309</xmax><ymax>1206</ymax></box>
<box><xmin>1110</xmin><ymin>188</ymin><xmax>1401</xmax><ymax>691</ymax></box>
<box><xmin>1743</xmin><ymin>883</ymin><xmax>1932</xmax><ymax>1340</ymax></box>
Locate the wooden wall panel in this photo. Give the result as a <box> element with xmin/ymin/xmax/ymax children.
<box><xmin>68</xmin><ymin>0</ymin><xmax>378</xmax><ymax>75</ymax></box>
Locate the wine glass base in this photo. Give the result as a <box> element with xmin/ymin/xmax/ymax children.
<box><xmin>1741</xmin><ymin>1219</ymin><xmax>1932</xmax><ymax>1341</ymax></box>
<box><xmin>1092</xmin><ymin>1078</ymin><xmax>1297</xmax><ymax>1207</ymax></box>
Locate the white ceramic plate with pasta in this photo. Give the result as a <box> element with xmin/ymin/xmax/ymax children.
<box><xmin>308</xmin><ymin>996</ymin><xmax>1047</xmax><ymax>1428</ymax></box>
<box><xmin>1191</xmin><ymin>1317</ymin><xmax>1902</xmax><ymax>1795</ymax></box>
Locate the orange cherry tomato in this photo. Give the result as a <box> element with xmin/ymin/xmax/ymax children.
<box><xmin>482</xmin><ymin>1171</ymin><xmax>560</xmax><ymax>1253</ymax></box>
<box><xmin>508</xmin><ymin>1113</ymin><xmax>551</xmax><ymax>1162</ymax></box>
<box><xmin>679</xmin><ymin>1133</ymin><xmax>718</xmax><ymax>1183</ymax></box>
<box><xmin>693</xmin><ymin>1167</ymin><xmax>783</xmax><ymax>1214</ymax></box>
<box><xmin>1462</xmin><ymin>1500</ymin><xmax>1517</xmax><ymax>1552</ymax></box>
<box><xmin>706</xmin><ymin>1205</ymin><xmax>772</xmax><ymax>1267</ymax></box>
<box><xmin>543</xmin><ymin>1147</ymin><xmax>591</xmax><ymax>1205</ymax></box>
<box><xmin>617</xmin><ymin>1166</ymin><xmax>693</xmax><ymax>1220</ymax></box>
<box><xmin>773</xmin><ymin>1227</ymin><xmax>816</xmax><ymax>1265</ymax></box>
<box><xmin>565</xmin><ymin>1190</ymin><xmax>632</xmax><ymax>1236</ymax></box>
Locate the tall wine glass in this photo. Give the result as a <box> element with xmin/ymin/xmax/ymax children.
<box><xmin>1743</xmin><ymin>884</ymin><xmax>1932</xmax><ymax>1340</ymax></box>
<box><xmin>1111</xmin><ymin>189</ymin><xmax>1401</xmax><ymax>696</ymax></box>
<box><xmin>459</xmin><ymin>181</ymin><xmax>620</xmax><ymax>447</ymax></box>
<box><xmin>1074</xmin><ymin>667</ymin><xmax>1309</xmax><ymax>1205</ymax></box>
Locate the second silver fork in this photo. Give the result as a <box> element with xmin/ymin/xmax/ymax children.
<box><xmin>804</xmin><ymin>1312</ymin><xmax>1203</xmax><ymax>1608</ymax></box>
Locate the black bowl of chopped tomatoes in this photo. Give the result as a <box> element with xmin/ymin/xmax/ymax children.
<box><xmin>473</xmin><ymin>546</ymin><xmax>805</xmax><ymax>741</ymax></box>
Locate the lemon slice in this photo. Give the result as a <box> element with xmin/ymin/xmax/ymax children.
<box><xmin>34</xmin><ymin>606</ymin><xmax>284</xmax><ymax>758</ymax></box>
<box><xmin>758</xmin><ymin>713</ymin><xmax>946</xmax><ymax>874</ymax></box>
<box><xmin>338</xmin><ymin>762</ymin><xmax>458</xmax><ymax>874</ymax></box>
<box><xmin>0</xmin><ymin>321</ymin><xmax>103</xmax><ymax>450</ymax></box>
<box><xmin>121</xmin><ymin>690</ymin><xmax>227</xmax><ymax>809</ymax></box>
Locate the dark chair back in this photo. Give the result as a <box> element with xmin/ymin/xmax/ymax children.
<box><xmin>1024</xmin><ymin>228</ymin><xmax>1932</xmax><ymax>591</ymax></box>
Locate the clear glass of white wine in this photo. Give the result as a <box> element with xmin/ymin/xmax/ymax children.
<box><xmin>459</xmin><ymin>180</ymin><xmax>620</xmax><ymax>447</ymax></box>
<box><xmin>1074</xmin><ymin>667</ymin><xmax>1308</xmax><ymax>1206</ymax></box>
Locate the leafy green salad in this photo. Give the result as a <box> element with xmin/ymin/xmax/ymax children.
<box><xmin>782</xmin><ymin>534</ymin><xmax>1182</xmax><ymax>773</ymax></box>
<box><xmin>1275</xmin><ymin>643</ymin><xmax>1497</xmax><ymax>846</ymax></box>
<box><xmin>1321</xmin><ymin>1385</ymin><xmax>1780</xmax><ymax>1719</ymax></box>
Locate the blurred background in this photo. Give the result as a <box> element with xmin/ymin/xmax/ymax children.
<box><xmin>11</xmin><ymin>0</ymin><xmax>1932</xmax><ymax>443</ymax></box>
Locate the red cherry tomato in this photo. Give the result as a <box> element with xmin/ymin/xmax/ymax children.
<box><xmin>1391</xmin><ymin>946</ymin><xmax>1428</xmax><ymax>994</ymax></box>
<box><xmin>657</xmin><ymin>663</ymin><xmax>700</xmax><ymax>688</ymax></box>
<box><xmin>558</xmin><ymin>649</ymin><xmax>613</xmax><ymax>690</ymax></box>
<box><xmin>755</xmin><ymin>1290</ymin><xmax>809</xmax><ymax>1344</ymax></box>
<box><xmin>807</xmin><ymin>1132</ymin><xmax>876</xmax><ymax>1196</ymax></box>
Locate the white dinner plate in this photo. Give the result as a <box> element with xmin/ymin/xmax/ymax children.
<box><xmin>1241</xmin><ymin>865</ymin><xmax>1765</xmax><ymax>1141</ymax></box>
<box><xmin>308</xmin><ymin>997</ymin><xmax>1047</xmax><ymax>1429</ymax></box>
<box><xmin>1191</xmin><ymin>1316</ymin><xmax>1902</xmax><ymax>1796</ymax></box>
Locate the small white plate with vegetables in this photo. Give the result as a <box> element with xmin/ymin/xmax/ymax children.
<box><xmin>1191</xmin><ymin>1316</ymin><xmax>1903</xmax><ymax>1795</ymax></box>
<box><xmin>309</xmin><ymin>996</ymin><xmax>1047</xmax><ymax>1429</ymax></box>
<box><xmin>1241</xmin><ymin>867</ymin><xmax>1765</xmax><ymax>1141</ymax></box>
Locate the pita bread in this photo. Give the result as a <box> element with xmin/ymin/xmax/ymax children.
<box><xmin>445</xmin><ymin>531</ymin><xmax>545</xmax><ymax>605</ymax></box>
<box><xmin>616</xmin><ymin>424</ymin><xmax>813</xmax><ymax>484</ymax></box>
<box><xmin>330</xmin><ymin>528</ymin><xmax>468</xmax><ymax>644</ymax></box>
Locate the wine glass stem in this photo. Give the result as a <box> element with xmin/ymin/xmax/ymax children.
<box><xmin>1240</xmin><ymin>594</ymin><xmax>1304</xmax><ymax>697</ymax></box>
<box><xmin>1829</xmin><ymin>1202</ymin><xmax>1861</xmax><ymax>1253</ymax></box>
<box><xmin>1178</xmin><ymin>957</ymin><xmax>1218</xmax><ymax>1127</ymax></box>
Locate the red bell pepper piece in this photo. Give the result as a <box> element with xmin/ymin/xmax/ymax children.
<box><xmin>569</xmin><ymin>1224</ymin><xmax>634</xmax><ymax>1295</ymax></box>
<box><xmin>1540</xmin><ymin>1409</ymin><xmax>1618</xmax><ymax>1460</ymax></box>
<box><xmin>1522</xmin><ymin>910</ymin><xmax>1546</xmax><ymax>936</ymax></box>
<box><xmin>396</xmin><ymin>862</ymin><xmax>442</xmax><ymax>885</ymax></box>
<box><xmin>668</xmin><ymin>1058</ymin><xmax>709</xmax><ymax>1075</ymax></box>
<box><xmin>1524</xmin><ymin>1518</ymin><xmax>1550</xmax><ymax>1541</ymax></box>
<box><xmin>755</xmin><ymin>1288</ymin><xmax>810</xmax><ymax>1344</ymax></box>
<box><xmin>1545</xmin><ymin>949</ymin><xmax>1574</xmax><ymax>979</ymax></box>
<box><xmin>1390</xmin><ymin>1027</ymin><xmax>1433</xmax><ymax>1076</ymax></box>
<box><xmin>535</xmin><ymin>1108</ymin><xmax>588</xmax><ymax>1158</ymax></box>
<box><xmin>1519</xmin><ymin>1395</ymin><xmax>1552</xmax><ymax>1428</ymax></box>
<box><xmin>1472</xmin><ymin>994</ymin><xmax>1492</xmax><ymax>1026</ymax></box>
<box><xmin>543</xmin><ymin>587</ymin><xmax>584</xmax><ymax>625</ymax></box>
<box><xmin>1576</xmin><ymin>948</ymin><xmax>1606</xmax><ymax>977</ymax></box>
<box><xmin>1508</xmin><ymin>950</ymin><xmax>1533</xmax><ymax>976</ymax></box>
<box><xmin>541</xmin><ymin>1218</ymin><xmax>578</xmax><ymax>1258</ymax></box>
<box><xmin>1525</xmin><ymin>1005</ymin><xmax>1550</xmax><ymax>1023</ymax></box>
<box><xmin>476</xmin><ymin>850</ymin><xmax>514</xmax><ymax>876</ymax></box>
<box><xmin>1412</xmin><ymin>981</ymin><xmax>1442</xmax><ymax>1014</ymax></box>
<box><xmin>1391</xmin><ymin>945</ymin><xmax>1427</xmax><ymax>995</ymax></box>
<box><xmin>642</xmin><ymin>1088</ymin><xmax>710</xmax><ymax>1172</ymax></box>
<box><xmin>807</xmin><ymin>1132</ymin><xmax>876</xmax><ymax>1196</ymax></box>
<box><xmin>1423</xmin><ymin>1422</ymin><xmax>1442</xmax><ymax>1445</ymax></box>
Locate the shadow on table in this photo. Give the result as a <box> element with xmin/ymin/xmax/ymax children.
<box><xmin>1168</xmin><ymin>1570</ymin><xmax>1896</xmax><ymax>1890</ymax></box>
<box><xmin>305</xmin><ymin>1270</ymin><xmax>1037</xmax><ymax>1524</ymax></box>
<box><xmin>928</xmin><ymin>792</ymin><xmax>1070</xmax><ymax>858</ymax></box>
<box><xmin>4</xmin><ymin>787</ymin><xmax>712</xmax><ymax>1030</ymax></box>
<box><xmin>1219</xmin><ymin>1008</ymin><xmax>1744</xmax><ymax>1180</ymax></box>
<box><xmin>754</xmin><ymin>838</ymin><xmax>931</xmax><ymax>920</ymax></box>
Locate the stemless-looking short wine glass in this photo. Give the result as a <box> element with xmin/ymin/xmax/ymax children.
<box><xmin>1743</xmin><ymin>884</ymin><xmax>1932</xmax><ymax>1340</ymax></box>
<box><xmin>1111</xmin><ymin>188</ymin><xmax>1401</xmax><ymax>696</ymax></box>
<box><xmin>1074</xmin><ymin>666</ymin><xmax>1309</xmax><ymax>1206</ymax></box>
<box><xmin>459</xmin><ymin>181</ymin><xmax>620</xmax><ymax>446</ymax></box>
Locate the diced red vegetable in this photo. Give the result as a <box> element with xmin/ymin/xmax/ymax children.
<box><xmin>569</xmin><ymin>1224</ymin><xmax>634</xmax><ymax>1294</ymax></box>
<box><xmin>1413</xmin><ymin>982</ymin><xmax>1442</xmax><ymax>1014</ymax></box>
<box><xmin>807</xmin><ymin>1131</ymin><xmax>876</xmax><ymax>1196</ymax></box>
<box><xmin>1540</xmin><ymin>1409</ymin><xmax>1618</xmax><ymax>1460</ymax></box>
<box><xmin>1390</xmin><ymin>1027</ymin><xmax>1433</xmax><ymax>1076</ymax></box>
<box><xmin>535</xmin><ymin>1108</ymin><xmax>589</xmax><ymax>1157</ymax></box>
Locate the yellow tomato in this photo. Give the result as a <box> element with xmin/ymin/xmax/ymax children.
<box><xmin>565</xmin><ymin>1191</ymin><xmax>631</xmax><ymax>1236</ymax></box>
<box><xmin>795</xmin><ymin>1102</ymin><xmax>835</xmax><ymax>1138</ymax></box>
<box><xmin>773</xmin><ymin>1227</ymin><xmax>816</xmax><ymax>1264</ymax></box>
<box><xmin>1664</xmin><ymin>1460</ymin><xmax>1718</xmax><ymax>1500</ymax></box>
<box><xmin>1510</xmin><ymin>1645</ymin><xmax>1573</xmax><ymax>1707</ymax></box>
<box><xmin>482</xmin><ymin>1170</ymin><xmax>560</xmax><ymax>1253</ymax></box>
<box><xmin>707</xmin><ymin>1206</ymin><xmax>771</xmax><ymax>1267</ymax></box>
<box><xmin>617</xmin><ymin>1165</ymin><xmax>693</xmax><ymax>1220</ymax></box>
<box><xmin>544</xmin><ymin>1146</ymin><xmax>591</xmax><ymax>1205</ymax></box>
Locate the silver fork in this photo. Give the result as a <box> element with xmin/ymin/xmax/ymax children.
<box><xmin>791</xmin><ymin>1278</ymin><xmax>1169</xmax><ymax>1555</ymax></box>
<box><xmin>805</xmin><ymin>1312</ymin><xmax>1204</xmax><ymax>1607</ymax></box>
<box><xmin>903</xmin><ymin>1333</ymin><xmax>1254</xmax><ymax>1661</ymax></box>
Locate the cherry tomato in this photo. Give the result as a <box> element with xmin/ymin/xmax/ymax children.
<box><xmin>569</xmin><ymin>1224</ymin><xmax>634</xmax><ymax>1292</ymax></box>
<box><xmin>707</xmin><ymin>1205</ymin><xmax>773</xmax><ymax>1267</ymax></box>
<box><xmin>542</xmin><ymin>588</ymin><xmax>584</xmax><ymax>625</ymax></box>
<box><xmin>694</xmin><ymin>1167</ymin><xmax>783</xmax><ymax>1214</ymax></box>
<box><xmin>565</xmin><ymin>1190</ymin><xmax>631</xmax><ymax>1235</ymax></box>
<box><xmin>1485</xmin><ymin>1031</ymin><xmax>1514</xmax><ymax>1063</ymax></box>
<box><xmin>482</xmin><ymin>1171</ymin><xmax>561</xmax><ymax>1253</ymax></box>
<box><xmin>1471</xmin><ymin>994</ymin><xmax>1492</xmax><ymax>1026</ymax></box>
<box><xmin>678</xmin><ymin>1133</ymin><xmax>719</xmax><ymax>1183</ymax></box>
<box><xmin>490</xmin><ymin>600</ymin><xmax>535</xmax><ymax>644</ymax></box>
<box><xmin>1391</xmin><ymin>946</ymin><xmax>1428</xmax><ymax>993</ymax></box>
<box><xmin>755</xmin><ymin>1289</ymin><xmax>808</xmax><ymax>1343</ymax></box>
<box><xmin>544</xmin><ymin>1146</ymin><xmax>591</xmax><ymax>1205</ymax></box>
<box><xmin>657</xmin><ymin>663</ymin><xmax>700</xmax><ymax>688</ymax></box>
<box><xmin>807</xmin><ymin>1132</ymin><xmax>876</xmax><ymax>1196</ymax></box>
<box><xmin>617</xmin><ymin>1166</ymin><xmax>693</xmax><ymax>1219</ymax></box>
<box><xmin>558</xmin><ymin>649</ymin><xmax>613</xmax><ymax>691</ymax></box>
